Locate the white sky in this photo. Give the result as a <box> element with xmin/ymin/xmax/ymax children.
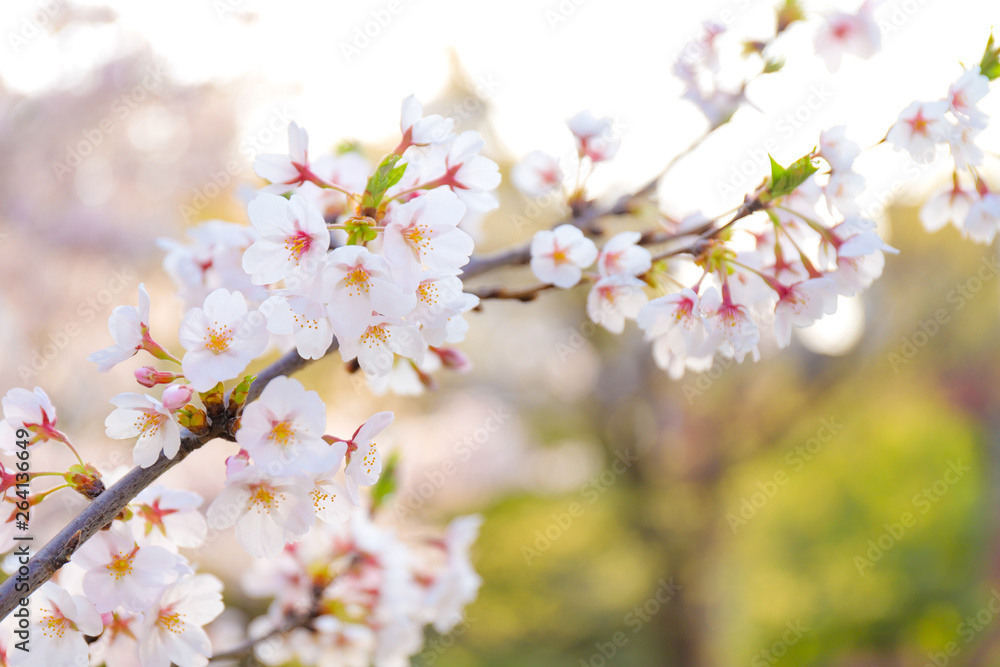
<box><xmin>2</xmin><ymin>0</ymin><xmax>999</xmax><ymax>211</ymax></box>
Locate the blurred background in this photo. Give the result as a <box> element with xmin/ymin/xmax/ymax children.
<box><xmin>3</xmin><ymin>0</ymin><xmax>1000</xmax><ymax>665</ymax></box>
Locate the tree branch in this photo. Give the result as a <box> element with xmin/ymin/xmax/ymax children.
<box><xmin>210</xmin><ymin>611</ymin><xmax>315</xmax><ymax>662</ymax></box>
<box><xmin>0</xmin><ymin>342</ymin><xmax>339</xmax><ymax>621</ymax></box>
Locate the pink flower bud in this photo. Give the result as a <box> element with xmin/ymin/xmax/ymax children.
<box><xmin>134</xmin><ymin>366</ymin><xmax>179</xmax><ymax>388</ymax></box>
<box><xmin>162</xmin><ymin>384</ymin><xmax>194</xmax><ymax>411</ymax></box>
<box><xmin>225</xmin><ymin>449</ymin><xmax>250</xmax><ymax>477</ymax></box>
<box><xmin>434</xmin><ymin>346</ymin><xmax>473</xmax><ymax>373</ymax></box>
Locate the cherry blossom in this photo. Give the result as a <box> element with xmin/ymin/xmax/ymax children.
<box><xmin>71</xmin><ymin>526</ymin><xmax>185</xmax><ymax>613</ymax></box>
<box><xmin>398</xmin><ymin>94</ymin><xmax>454</xmax><ymax>152</ymax></box>
<box><xmin>89</xmin><ymin>283</ymin><xmax>175</xmax><ymax>372</ymax></box>
<box><xmin>962</xmin><ymin>190</ymin><xmax>1000</xmax><ymax>244</ymax></box>
<box><xmin>530</xmin><ymin>224</ymin><xmax>599</xmax><ymax>288</ymax></box>
<box><xmin>178</xmin><ymin>288</ymin><xmax>269</xmax><ymax>392</ymax></box>
<box><xmin>701</xmin><ymin>286</ymin><xmax>760</xmax><ymax>363</ymax></box>
<box><xmin>339</xmin><ymin>315</ymin><xmax>426</xmax><ymax>378</ymax></box>
<box><xmin>262</xmin><ymin>268</ymin><xmax>335</xmax><ymax>360</ymax></box>
<box><xmin>105</xmin><ymin>392</ymin><xmax>182</xmax><ymax>468</ymax></box>
<box><xmin>9</xmin><ymin>582</ymin><xmax>102</xmax><ymax>667</ymax></box>
<box><xmin>0</xmin><ymin>386</ymin><xmax>61</xmax><ymax>448</ymax></box>
<box><xmin>206</xmin><ymin>465</ymin><xmax>316</xmax><ymax>558</ymax></box>
<box><xmin>243</xmin><ymin>193</ymin><xmax>330</xmax><ymax>284</ymax></box>
<box><xmin>324</xmin><ymin>246</ymin><xmax>416</xmax><ymax>341</ymax></box>
<box><xmin>947</xmin><ymin>68</ymin><xmax>991</xmax><ymax>129</ymax></box>
<box><xmin>253</xmin><ymin>121</ymin><xmax>312</xmax><ymax>193</ymax></box>
<box><xmin>920</xmin><ymin>182</ymin><xmax>974</xmax><ymax>233</ymax></box>
<box><xmin>416</xmin><ymin>131</ymin><xmax>501</xmax><ymax>212</ymax></box>
<box><xmin>423</xmin><ymin>515</ymin><xmax>483</xmax><ymax>633</ymax></box>
<box><xmin>887</xmin><ymin>101</ymin><xmax>950</xmax><ymax>163</ymax></box>
<box><xmin>818</xmin><ymin>126</ymin><xmax>861</xmax><ymax>171</ymax></box>
<box><xmin>137</xmin><ymin>574</ymin><xmax>225</xmax><ymax>667</ymax></box>
<box><xmin>512</xmin><ymin>150</ymin><xmax>564</xmax><ymax>197</ymax></box>
<box><xmin>237</xmin><ymin>375</ymin><xmax>335</xmax><ymax>476</ymax></box>
<box><xmin>566</xmin><ymin>110</ymin><xmax>621</xmax><ymax>162</ymax></box>
<box><xmin>597</xmin><ymin>231</ymin><xmax>652</xmax><ymax>278</ymax></box>
<box><xmin>158</xmin><ymin>221</ymin><xmax>267</xmax><ymax>311</ymax></box>
<box><xmin>772</xmin><ymin>278</ymin><xmax>840</xmax><ymax>348</ymax></box>
<box><xmin>637</xmin><ymin>289</ymin><xmax>714</xmax><ymax>379</ymax></box>
<box><xmin>814</xmin><ymin>1</ymin><xmax>881</xmax><ymax>72</ymax></box>
<box><xmin>132</xmin><ymin>485</ymin><xmax>208</xmax><ymax>551</ymax></box>
<box><xmin>587</xmin><ymin>276</ymin><xmax>649</xmax><ymax>334</ymax></box>
<box><xmin>342</xmin><ymin>411</ymin><xmax>394</xmax><ymax>505</ymax></box>
<box><xmin>382</xmin><ymin>188</ymin><xmax>473</xmax><ymax>290</ymax></box>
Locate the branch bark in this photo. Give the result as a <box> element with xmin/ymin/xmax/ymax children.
<box><xmin>0</xmin><ymin>343</ymin><xmax>339</xmax><ymax>621</ymax></box>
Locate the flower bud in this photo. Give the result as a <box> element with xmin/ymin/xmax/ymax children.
<box><xmin>134</xmin><ymin>367</ymin><xmax>180</xmax><ymax>388</ymax></box>
<box><xmin>64</xmin><ymin>463</ymin><xmax>105</xmax><ymax>501</ymax></box>
<box><xmin>162</xmin><ymin>384</ymin><xmax>194</xmax><ymax>411</ymax></box>
<box><xmin>433</xmin><ymin>346</ymin><xmax>473</xmax><ymax>373</ymax></box>
<box><xmin>225</xmin><ymin>449</ymin><xmax>250</xmax><ymax>477</ymax></box>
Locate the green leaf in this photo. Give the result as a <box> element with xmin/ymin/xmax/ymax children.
<box><xmin>371</xmin><ymin>451</ymin><xmax>400</xmax><ymax>510</ymax></box>
<box><xmin>361</xmin><ymin>154</ymin><xmax>407</xmax><ymax>211</ymax></box>
<box><xmin>980</xmin><ymin>30</ymin><xmax>1000</xmax><ymax>81</ymax></box>
<box><xmin>763</xmin><ymin>57</ymin><xmax>785</xmax><ymax>74</ymax></box>
<box><xmin>765</xmin><ymin>152</ymin><xmax>818</xmax><ymax>201</ymax></box>
<box><xmin>344</xmin><ymin>219</ymin><xmax>378</xmax><ymax>246</ymax></box>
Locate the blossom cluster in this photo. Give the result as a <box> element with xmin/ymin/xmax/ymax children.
<box><xmin>0</xmin><ymin>94</ymin><xmax>499</xmax><ymax>666</ymax></box>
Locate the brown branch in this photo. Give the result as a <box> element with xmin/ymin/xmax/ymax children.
<box><xmin>210</xmin><ymin>610</ymin><xmax>315</xmax><ymax>663</ymax></box>
<box><xmin>0</xmin><ymin>342</ymin><xmax>339</xmax><ymax>621</ymax></box>
<box><xmin>470</xmin><ymin>283</ymin><xmax>555</xmax><ymax>302</ymax></box>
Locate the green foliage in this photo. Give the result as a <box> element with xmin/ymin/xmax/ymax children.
<box><xmin>361</xmin><ymin>153</ymin><xmax>407</xmax><ymax>212</ymax></box>
<box><xmin>979</xmin><ymin>30</ymin><xmax>1000</xmax><ymax>81</ymax></box>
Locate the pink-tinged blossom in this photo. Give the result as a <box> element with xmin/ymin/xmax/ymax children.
<box><xmin>178</xmin><ymin>288</ymin><xmax>269</xmax><ymax>392</ymax></box>
<box><xmin>945</xmin><ymin>122</ymin><xmax>985</xmax><ymax>170</ymax></box>
<box><xmin>887</xmin><ymin>101</ymin><xmax>950</xmax><ymax>163</ymax></box>
<box><xmin>324</xmin><ymin>246</ymin><xmax>416</xmax><ymax>341</ymax></box>
<box><xmin>0</xmin><ymin>386</ymin><xmax>61</xmax><ymax>449</ymax></box>
<box><xmin>597</xmin><ymin>231</ymin><xmax>652</xmax><ymax>278</ymax></box>
<box><xmin>243</xmin><ymin>193</ymin><xmax>330</xmax><ymax>284</ymax></box>
<box><xmin>566</xmin><ymin>110</ymin><xmax>621</xmax><ymax>162</ymax></box>
<box><xmin>383</xmin><ymin>188</ymin><xmax>473</xmax><ymax>290</ymax></box>
<box><xmin>962</xmin><ymin>191</ymin><xmax>1000</xmax><ymax>244</ymax></box>
<box><xmin>822</xmin><ymin>219</ymin><xmax>899</xmax><ymax>295</ymax></box>
<box><xmin>408</xmin><ymin>273</ymin><xmax>479</xmax><ymax>346</ymax></box>
<box><xmin>824</xmin><ymin>169</ymin><xmax>865</xmax><ymax>216</ymax></box>
<box><xmin>262</xmin><ymin>268</ymin><xmax>335</xmax><ymax>360</ymax></box>
<box><xmin>398</xmin><ymin>94</ymin><xmax>454</xmax><ymax>151</ymax></box>
<box><xmin>158</xmin><ymin>221</ymin><xmax>267</xmax><ymax>311</ymax></box>
<box><xmin>818</xmin><ymin>126</ymin><xmax>860</xmax><ymax>172</ymax></box>
<box><xmin>772</xmin><ymin>278</ymin><xmax>840</xmax><ymax>348</ymax></box>
<box><xmin>637</xmin><ymin>289</ymin><xmax>714</xmax><ymax>379</ymax></box>
<box><xmin>132</xmin><ymin>485</ymin><xmax>208</xmax><ymax>551</ymax></box>
<box><xmin>417</xmin><ymin>131</ymin><xmax>502</xmax><ymax>212</ymax></box>
<box><xmin>253</xmin><ymin>121</ymin><xmax>312</xmax><ymax>194</ymax></box>
<box><xmin>237</xmin><ymin>375</ymin><xmax>335</xmax><ymax>476</ymax></box>
<box><xmin>339</xmin><ymin>316</ymin><xmax>427</xmax><ymax>378</ymax></box>
<box><xmin>920</xmin><ymin>183</ymin><xmax>974</xmax><ymax>233</ymax></box>
<box><xmin>701</xmin><ymin>286</ymin><xmax>760</xmax><ymax>363</ymax></box>
<box><xmin>587</xmin><ymin>276</ymin><xmax>649</xmax><ymax>334</ymax></box>
<box><xmin>814</xmin><ymin>2</ymin><xmax>881</xmax><ymax>72</ymax></box>
<box><xmin>424</xmin><ymin>515</ymin><xmax>483</xmax><ymax>633</ymax></box>
<box><xmin>530</xmin><ymin>224</ymin><xmax>599</xmax><ymax>288</ymax></box>
<box><xmin>137</xmin><ymin>574</ymin><xmax>225</xmax><ymax>667</ymax></box>
<box><xmin>207</xmin><ymin>465</ymin><xmax>316</xmax><ymax>558</ymax></box>
<box><xmin>947</xmin><ymin>68</ymin><xmax>991</xmax><ymax>130</ymax></box>
<box><xmin>89</xmin><ymin>283</ymin><xmax>175</xmax><ymax>372</ymax></box>
<box><xmin>512</xmin><ymin>151</ymin><xmax>563</xmax><ymax>196</ymax></box>
<box><xmin>71</xmin><ymin>526</ymin><xmax>185</xmax><ymax>613</ymax></box>
<box><xmin>342</xmin><ymin>411</ymin><xmax>394</xmax><ymax>505</ymax></box>
<box><xmin>105</xmin><ymin>393</ymin><xmax>182</xmax><ymax>468</ymax></box>
<box><xmin>9</xmin><ymin>583</ymin><xmax>102</xmax><ymax>667</ymax></box>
